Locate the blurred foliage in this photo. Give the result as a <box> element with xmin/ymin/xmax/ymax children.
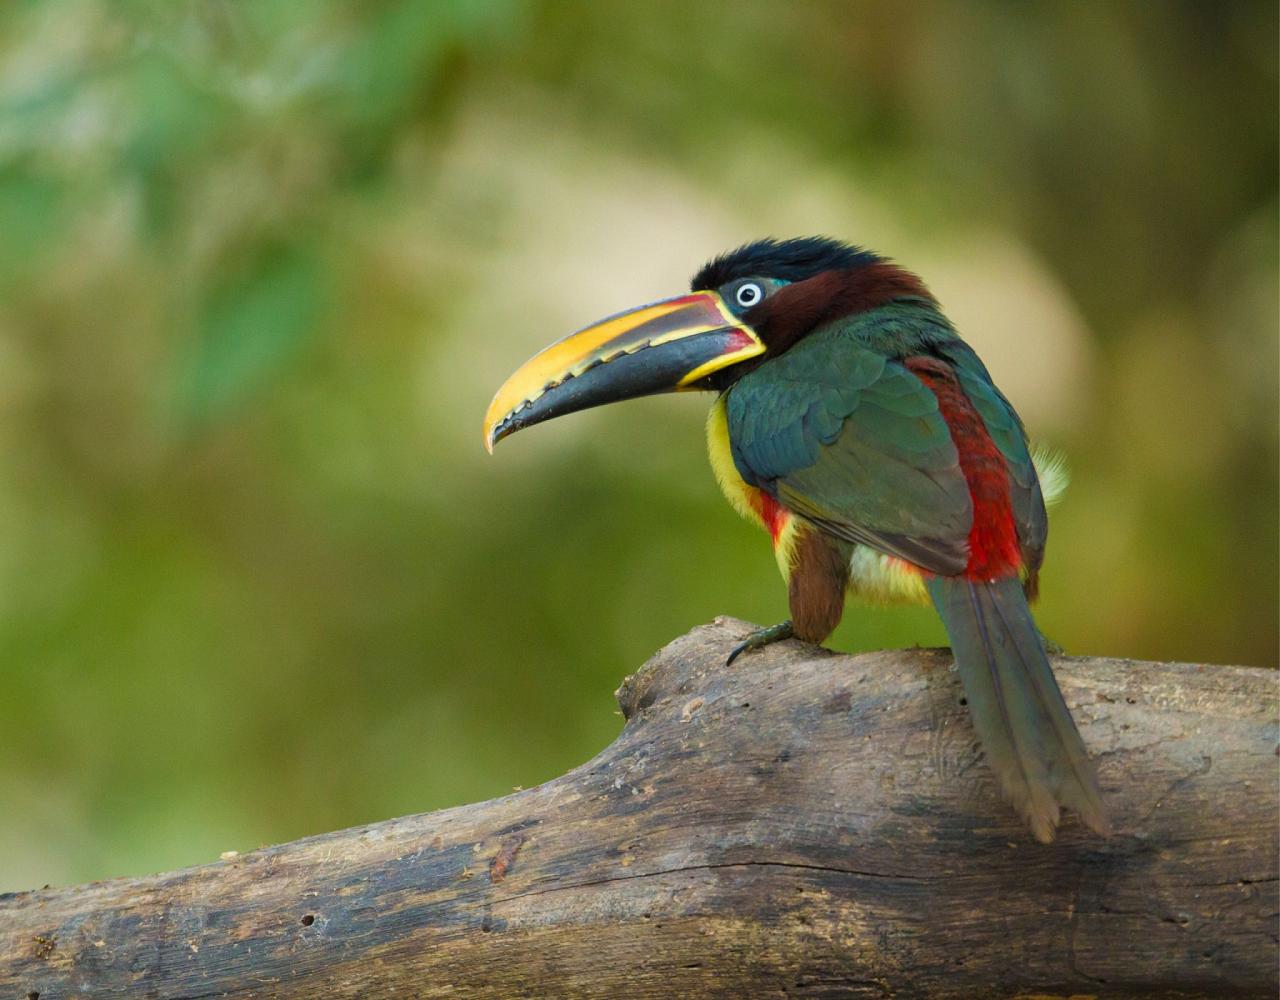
<box><xmin>0</xmin><ymin>0</ymin><xmax>1274</xmax><ymax>888</ymax></box>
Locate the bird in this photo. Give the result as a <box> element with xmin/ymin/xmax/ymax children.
<box><xmin>481</xmin><ymin>236</ymin><xmax>1108</xmax><ymax>843</ymax></box>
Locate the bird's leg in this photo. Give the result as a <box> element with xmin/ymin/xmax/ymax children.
<box><xmin>726</xmin><ymin>620</ymin><xmax>794</xmax><ymax>665</ymax></box>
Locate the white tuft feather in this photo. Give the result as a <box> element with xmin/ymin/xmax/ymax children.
<box><xmin>1031</xmin><ymin>444</ymin><xmax>1070</xmax><ymax>507</ymax></box>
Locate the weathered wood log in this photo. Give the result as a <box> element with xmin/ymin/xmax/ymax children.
<box><xmin>1</xmin><ymin>618</ymin><xmax>1276</xmax><ymax>998</ymax></box>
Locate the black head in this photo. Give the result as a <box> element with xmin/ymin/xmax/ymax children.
<box><xmin>691</xmin><ymin>236</ymin><xmax>883</xmax><ymax>292</ymax></box>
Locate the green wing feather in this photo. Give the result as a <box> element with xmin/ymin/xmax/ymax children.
<box><xmin>725</xmin><ymin>314</ymin><xmax>973</xmax><ymax>575</ymax></box>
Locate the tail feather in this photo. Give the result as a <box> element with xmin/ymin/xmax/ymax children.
<box><xmin>928</xmin><ymin>576</ymin><xmax>1109</xmax><ymax>842</ymax></box>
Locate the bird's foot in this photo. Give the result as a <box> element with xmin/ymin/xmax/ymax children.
<box><xmin>1038</xmin><ymin>630</ymin><xmax>1067</xmax><ymax>656</ymax></box>
<box><xmin>726</xmin><ymin>620</ymin><xmax>794</xmax><ymax>666</ymax></box>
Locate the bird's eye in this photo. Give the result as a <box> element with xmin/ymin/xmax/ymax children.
<box><xmin>734</xmin><ymin>282</ymin><xmax>764</xmax><ymax>308</ymax></box>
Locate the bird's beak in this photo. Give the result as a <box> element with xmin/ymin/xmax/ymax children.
<box><xmin>482</xmin><ymin>290</ymin><xmax>764</xmax><ymax>452</ymax></box>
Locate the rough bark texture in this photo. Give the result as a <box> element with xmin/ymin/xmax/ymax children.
<box><xmin>1</xmin><ymin>618</ymin><xmax>1276</xmax><ymax>999</ymax></box>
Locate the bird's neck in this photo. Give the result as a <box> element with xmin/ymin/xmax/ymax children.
<box><xmin>829</xmin><ymin>298</ymin><xmax>959</xmax><ymax>358</ymax></box>
<box><xmin>701</xmin><ymin>266</ymin><xmax>955</xmax><ymax>392</ymax></box>
<box><xmin>758</xmin><ymin>263</ymin><xmax>944</xmax><ymax>357</ymax></box>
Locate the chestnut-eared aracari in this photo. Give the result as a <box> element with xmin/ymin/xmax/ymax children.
<box><xmin>482</xmin><ymin>237</ymin><xmax>1107</xmax><ymax>843</ymax></box>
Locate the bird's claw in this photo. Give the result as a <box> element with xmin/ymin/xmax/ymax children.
<box><xmin>726</xmin><ymin>620</ymin><xmax>795</xmax><ymax>665</ymax></box>
<box><xmin>1038</xmin><ymin>630</ymin><xmax>1067</xmax><ymax>656</ymax></box>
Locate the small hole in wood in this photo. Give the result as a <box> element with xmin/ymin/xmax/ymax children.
<box><xmin>28</xmin><ymin>991</ymin><xmax>39</xmax><ymax>1000</ymax></box>
<box><xmin>958</xmin><ymin>697</ymin><xmax>968</xmax><ymax>706</ymax></box>
<box><xmin>300</xmin><ymin>914</ymin><xmax>315</xmax><ymax>926</ymax></box>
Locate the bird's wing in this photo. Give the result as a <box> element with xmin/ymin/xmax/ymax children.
<box><xmin>724</xmin><ymin>325</ymin><xmax>974</xmax><ymax>576</ymax></box>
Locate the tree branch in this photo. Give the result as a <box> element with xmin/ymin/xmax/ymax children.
<box><xmin>2</xmin><ymin>619</ymin><xmax>1276</xmax><ymax>998</ymax></box>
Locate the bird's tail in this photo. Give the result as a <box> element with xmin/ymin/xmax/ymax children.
<box><xmin>927</xmin><ymin>576</ymin><xmax>1109</xmax><ymax>842</ymax></box>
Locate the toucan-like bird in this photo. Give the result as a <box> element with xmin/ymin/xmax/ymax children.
<box><xmin>482</xmin><ymin>236</ymin><xmax>1107</xmax><ymax>842</ymax></box>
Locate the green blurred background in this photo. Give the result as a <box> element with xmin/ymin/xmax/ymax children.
<box><xmin>0</xmin><ymin>1</ymin><xmax>1275</xmax><ymax>890</ymax></box>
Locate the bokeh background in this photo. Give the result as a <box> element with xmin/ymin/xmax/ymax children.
<box><xmin>0</xmin><ymin>1</ymin><xmax>1275</xmax><ymax>890</ymax></box>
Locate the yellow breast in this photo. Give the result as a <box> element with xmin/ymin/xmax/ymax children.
<box><xmin>705</xmin><ymin>396</ymin><xmax>798</xmax><ymax>581</ymax></box>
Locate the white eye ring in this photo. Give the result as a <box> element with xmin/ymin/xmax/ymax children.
<box><xmin>735</xmin><ymin>282</ymin><xmax>764</xmax><ymax>308</ymax></box>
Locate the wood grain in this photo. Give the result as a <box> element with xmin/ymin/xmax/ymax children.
<box><xmin>1</xmin><ymin>618</ymin><xmax>1276</xmax><ymax>998</ymax></box>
